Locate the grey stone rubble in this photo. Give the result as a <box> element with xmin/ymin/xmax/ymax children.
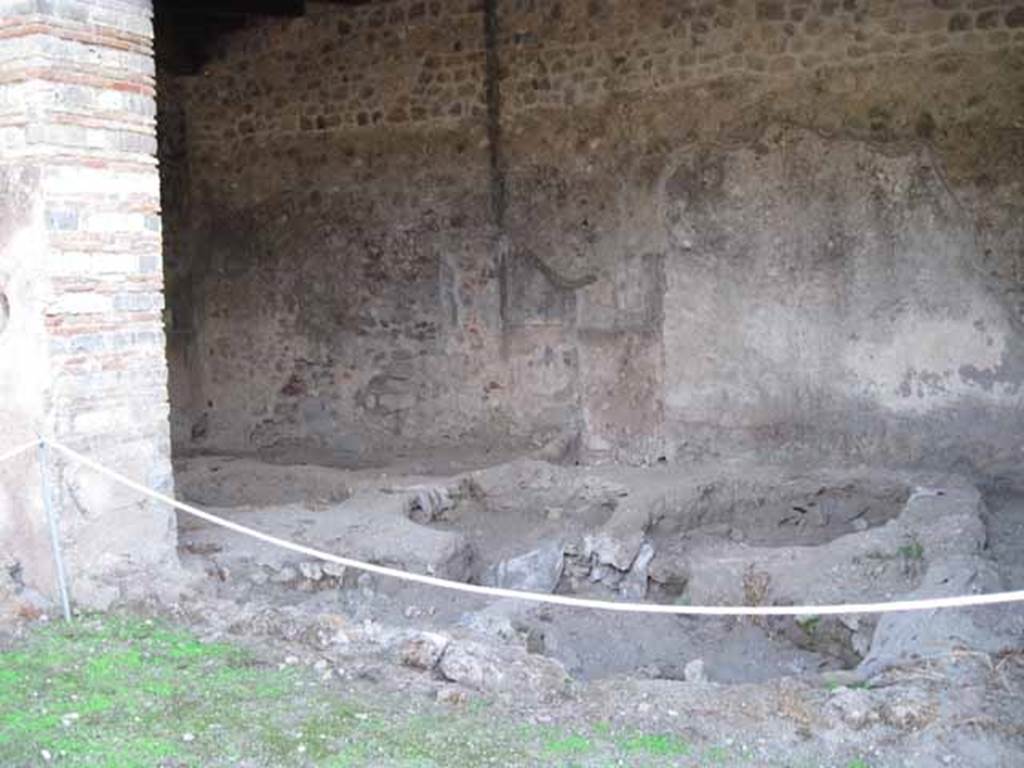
<box><xmin>481</xmin><ymin>540</ymin><xmax>566</xmax><ymax>594</ymax></box>
<box><xmin>114</xmin><ymin>450</ymin><xmax>1024</xmax><ymax>767</ymax></box>
<box><xmin>172</xmin><ymin>456</ymin><xmax>1024</xmax><ymax>690</ymax></box>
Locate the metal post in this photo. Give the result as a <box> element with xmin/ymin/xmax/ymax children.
<box><xmin>37</xmin><ymin>439</ymin><xmax>72</xmax><ymax>622</ymax></box>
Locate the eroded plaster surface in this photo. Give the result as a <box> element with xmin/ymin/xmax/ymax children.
<box><xmin>160</xmin><ymin>0</ymin><xmax>1024</xmax><ymax>471</ymax></box>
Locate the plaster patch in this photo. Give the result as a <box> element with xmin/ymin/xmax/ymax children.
<box><xmin>843</xmin><ymin>314</ymin><xmax>1007</xmax><ymax>412</ymax></box>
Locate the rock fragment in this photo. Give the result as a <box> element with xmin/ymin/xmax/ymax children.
<box><xmin>482</xmin><ymin>541</ymin><xmax>565</xmax><ymax>594</ymax></box>
<box><xmin>298</xmin><ymin>561</ymin><xmax>323</xmax><ymax>581</ymax></box>
<box><xmin>619</xmin><ymin>542</ymin><xmax>655</xmax><ymax>600</ymax></box>
<box><xmin>437</xmin><ymin>640</ymin><xmax>569</xmax><ymax>701</ymax></box>
<box><xmin>398</xmin><ymin>631</ymin><xmax>450</xmax><ymax>670</ymax></box>
<box><xmin>684</xmin><ymin>658</ymin><xmax>708</xmax><ymax>683</ymax></box>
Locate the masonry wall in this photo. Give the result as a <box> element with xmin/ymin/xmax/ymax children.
<box><xmin>0</xmin><ymin>0</ymin><xmax>177</xmax><ymax>610</ymax></box>
<box><xmin>163</xmin><ymin>0</ymin><xmax>1024</xmax><ymax>472</ymax></box>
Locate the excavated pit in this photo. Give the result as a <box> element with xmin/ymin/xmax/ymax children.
<box><xmin>173</xmin><ymin>455</ymin><xmax>1021</xmax><ymax>689</ymax></box>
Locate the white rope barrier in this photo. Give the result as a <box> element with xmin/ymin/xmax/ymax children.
<box><xmin>0</xmin><ymin>439</ymin><xmax>40</xmax><ymax>465</ymax></box>
<box><xmin>8</xmin><ymin>438</ymin><xmax>1024</xmax><ymax>617</ymax></box>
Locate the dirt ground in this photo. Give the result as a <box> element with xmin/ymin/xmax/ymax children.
<box><xmin>132</xmin><ymin>453</ymin><xmax>1024</xmax><ymax>767</ymax></box>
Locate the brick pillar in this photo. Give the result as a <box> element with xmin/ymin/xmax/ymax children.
<box><xmin>0</xmin><ymin>0</ymin><xmax>177</xmax><ymax>610</ymax></box>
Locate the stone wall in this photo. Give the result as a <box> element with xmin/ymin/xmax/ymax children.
<box><xmin>162</xmin><ymin>0</ymin><xmax>1024</xmax><ymax>472</ymax></box>
<box><xmin>0</xmin><ymin>0</ymin><xmax>177</xmax><ymax>608</ymax></box>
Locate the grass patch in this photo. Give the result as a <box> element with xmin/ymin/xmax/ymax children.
<box><xmin>797</xmin><ymin>615</ymin><xmax>821</xmax><ymax>634</ymax></box>
<box><xmin>897</xmin><ymin>540</ymin><xmax>924</xmax><ymax>561</ymax></box>
<box><xmin>1</xmin><ymin>614</ymin><xmax>744</xmax><ymax>768</ymax></box>
<box><xmin>619</xmin><ymin>732</ymin><xmax>690</xmax><ymax>756</ymax></box>
<box><xmin>0</xmin><ymin>615</ymin><xmax>533</xmax><ymax>768</ymax></box>
<box><xmin>702</xmin><ymin>744</ymin><xmax>732</xmax><ymax>764</ymax></box>
<box><xmin>865</xmin><ymin>537</ymin><xmax>925</xmax><ymax>564</ymax></box>
<box><xmin>542</xmin><ymin>733</ymin><xmax>594</xmax><ymax>756</ymax></box>
<box><xmin>824</xmin><ymin>680</ymin><xmax>871</xmax><ymax>692</ymax></box>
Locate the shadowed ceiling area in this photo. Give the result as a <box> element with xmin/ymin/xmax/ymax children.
<box><xmin>155</xmin><ymin>0</ymin><xmax>373</xmax><ymax>74</ymax></box>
